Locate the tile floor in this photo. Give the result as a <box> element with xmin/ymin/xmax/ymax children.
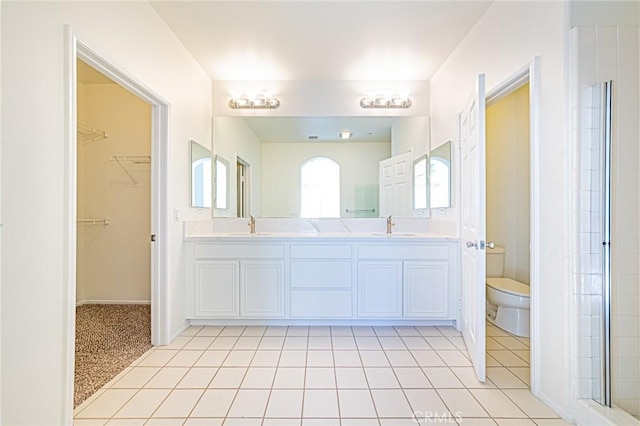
<box><xmin>74</xmin><ymin>324</ymin><xmax>572</xmax><ymax>425</ymax></box>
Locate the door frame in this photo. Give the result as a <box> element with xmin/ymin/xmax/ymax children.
<box><xmin>484</xmin><ymin>57</ymin><xmax>541</xmax><ymax>393</ymax></box>
<box><xmin>63</xmin><ymin>27</ymin><xmax>170</xmax><ymax>422</ymax></box>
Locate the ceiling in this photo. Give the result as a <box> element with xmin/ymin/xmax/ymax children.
<box><xmin>149</xmin><ymin>1</ymin><xmax>493</xmax><ymax>81</ymax></box>
<box><xmin>242</xmin><ymin>116</ymin><xmax>397</xmax><ymax>143</ymax></box>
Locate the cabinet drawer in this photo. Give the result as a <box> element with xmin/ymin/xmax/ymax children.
<box><xmin>358</xmin><ymin>244</ymin><xmax>449</xmax><ymax>260</ymax></box>
<box><xmin>195</xmin><ymin>244</ymin><xmax>285</xmax><ymax>259</ymax></box>
<box><xmin>290</xmin><ymin>291</ymin><xmax>353</xmax><ymax>317</ymax></box>
<box><xmin>290</xmin><ymin>261</ymin><xmax>353</xmax><ymax>288</ymax></box>
<box><xmin>290</xmin><ymin>244</ymin><xmax>352</xmax><ymax>259</ymax></box>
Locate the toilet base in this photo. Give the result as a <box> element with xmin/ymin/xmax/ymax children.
<box><xmin>487</xmin><ymin>305</ymin><xmax>530</xmax><ymax>337</ymax></box>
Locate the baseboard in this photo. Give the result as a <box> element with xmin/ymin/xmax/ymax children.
<box><xmin>170</xmin><ymin>322</ymin><xmax>191</xmax><ymax>344</ymax></box>
<box><xmin>76</xmin><ymin>300</ymin><xmax>151</xmax><ymax>307</ymax></box>
<box><xmin>533</xmin><ymin>388</ymin><xmax>573</xmax><ymax>424</ymax></box>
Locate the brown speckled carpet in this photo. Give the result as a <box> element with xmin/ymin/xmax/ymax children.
<box><xmin>74</xmin><ymin>304</ymin><xmax>151</xmax><ymax>408</ymax></box>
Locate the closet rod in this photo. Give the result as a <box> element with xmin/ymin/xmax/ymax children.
<box><xmin>77</xmin><ymin>218</ymin><xmax>110</xmax><ymax>225</ymax></box>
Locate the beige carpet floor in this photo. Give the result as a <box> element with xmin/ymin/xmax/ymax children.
<box><xmin>74</xmin><ymin>304</ymin><xmax>151</xmax><ymax>408</ymax></box>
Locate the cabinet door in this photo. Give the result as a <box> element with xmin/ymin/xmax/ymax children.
<box><xmin>358</xmin><ymin>262</ymin><xmax>403</xmax><ymax>317</ymax></box>
<box><xmin>403</xmin><ymin>261</ymin><xmax>448</xmax><ymax>318</ymax></box>
<box><xmin>195</xmin><ymin>261</ymin><xmax>239</xmax><ymax>317</ymax></box>
<box><xmin>241</xmin><ymin>261</ymin><xmax>285</xmax><ymax>317</ymax></box>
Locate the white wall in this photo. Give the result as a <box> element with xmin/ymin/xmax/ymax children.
<box><xmin>391</xmin><ymin>116</ymin><xmax>430</xmax><ymax>158</ymax></box>
<box><xmin>486</xmin><ymin>84</ymin><xmax>530</xmax><ymax>285</ymax></box>
<box><xmin>429</xmin><ymin>0</ymin><xmax>570</xmax><ymax>418</ymax></box>
<box><xmin>212</xmin><ymin>117</ymin><xmax>263</xmax><ymax>217</ymax></box>
<box><xmin>77</xmin><ymin>82</ymin><xmax>151</xmax><ymax>304</ymax></box>
<box><xmin>1</xmin><ymin>2</ymin><xmax>211</xmax><ymax>424</ymax></box>
<box><xmin>262</xmin><ymin>142</ymin><xmax>390</xmax><ymax>217</ymax></box>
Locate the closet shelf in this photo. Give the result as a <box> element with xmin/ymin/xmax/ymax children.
<box><xmin>110</xmin><ymin>155</ymin><xmax>151</xmax><ymax>185</ymax></box>
<box><xmin>77</xmin><ymin>218</ymin><xmax>110</xmax><ymax>225</ymax></box>
<box><xmin>77</xmin><ymin>122</ymin><xmax>109</xmax><ymax>144</ymax></box>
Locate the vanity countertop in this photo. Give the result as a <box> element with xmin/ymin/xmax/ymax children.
<box><xmin>183</xmin><ymin>231</ymin><xmax>458</xmax><ymax>242</ymax></box>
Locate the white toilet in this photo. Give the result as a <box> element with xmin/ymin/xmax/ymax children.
<box><xmin>486</xmin><ymin>246</ymin><xmax>530</xmax><ymax>337</ymax></box>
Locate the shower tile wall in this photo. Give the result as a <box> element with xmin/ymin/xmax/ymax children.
<box><xmin>571</xmin><ymin>25</ymin><xmax>640</xmax><ymax>416</ymax></box>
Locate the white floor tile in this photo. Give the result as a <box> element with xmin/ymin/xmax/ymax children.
<box><xmin>151</xmin><ymin>389</ymin><xmax>202</xmax><ymax>418</ymax></box>
<box><xmin>415</xmin><ymin>326</ymin><xmax>444</xmax><ymax>337</ymax></box>
<box><xmin>450</xmin><ymin>367</ymin><xmax>495</xmax><ymax>389</ymax></box>
<box><xmin>222</xmin><ymin>419</ymin><xmax>262</xmax><ymax>426</ymax></box>
<box><xmin>404</xmin><ymin>388</ymin><xmax>449</xmax><ymax>416</ymax></box>
<box><xmin>374</xmin><ymin>326</ymin><xmax>399</xmax><ymax>336</ymax></box>
<box><xmin>113</xmin><ymin>389</ymin><xmax>170</xmax><ymax>418</ymax></box>
<box><xmin>241</xmin><ymin>326</ymin><xmax>267</xmax><ymax>337</ymax></box>
<box><xmin>508</xmin><ymin>367</ymin><xmax>531</xmax><ymax>386</ymax></box>
<box><xmin>233</xmin><ymin>336</ymin><xmax>262</xmax><ymax>350</ymax></box>
<box><xmin>136</xmin><ymin>350</ymin><xmax>178</xmax><ymax>367</ymax></box>
<box><xmin>338</xmin><ymin>389</ymin><xmax>377</xmax><ymax>417</ymax></box>
<box><xmin>394</xmin><ymin>326</ymin><xmax>420</xmax><ymax>337</ymax></box>
<box><xmin>486</xmin><ymin>367</ymin><xmax>528</xmax><ymax>389</ymax></box>
<box><xmin>486</xmin><ymin>353</ymin><xmax>502</xmax><ymax>367</ymax></box>
<box><xmin>284</xmin><ymin>336</ymin><xmax>308</xmax><ymax>350</ymax></box>
<box><xmin>530</xmin><ymin>419</ymin><xmax>573</xmax><ymax>425</ymax></box>
<box><xmin>512</xmin><ymin>349</ymin><xmax>531</xmax><ymax>363</ymax></box>
<box><xmin>195</xmin><ymin>325</ymin><xmax>222</xmax><ymax>337</ymax></box>
<box><xmin>209</xmin><ymin>368</ymin><xmax>247</xmax><ymax>388</ymax></box>
<box><xmin>502</xmin><ymin>389</ymin><xmax>560</xmax><ymax>418</ymax></box>
<box><xmin>145</xmin><ymin>419</ymin><xmax>188</xmax><ymax>426</ymax></box>
<box><xmin>75</xmin><ymin>389</ymin><xmax>138</xmax><ymax>419</ymax></box>
<box><xmin>250</xmin><ymin>350</ymin><xmax>281</xmax><ymax>367</ymax></box>
<box><xmin>307</xmin><ymin>350</ymin><xmax>334</xmax><ymax>367</ymax></box>
<box><xmin>437</xmin><ymin>327</ymin><xmax>461</xmax><ymax>337</ymax></box>
<box><xmin>144</xmin><ymin>367</ymin><xmax>188</xmax><ymax>388</ymax></box>
<box><xmin>469</xmin><ymin>389</ymin><xmax>527</xmax><ymax>418</ymax></box>
<box><xmin>494</xmin><ymin>419</ymin><xmax>536</xmax><ymax>425</ymax></box>
<box><xmin>176</xmin><ymin>367</ymin><xmax>217</xmax><ymax>389</ymax></box>
<box><xmin>365</xmin><ymin>367</ymin><xmax>401</xmax><ymax>388</ymax></box>
<box><xmin>265</xmin><ymin>389</ymin><xmax>303</xmax><ymax>418</ymax></box>
<box><xmin>356</xmin><ymin>336</ymin><xmax>383</xmax><ymax>350</ymax></box>
<box><xmin>492</xmin><ymin>336</ymin><xmax>529</xmax><ymax>351</ymax></box>
<box><xmin>456</xmin><ymin>419</ymin><xmax>498</xmax><ymax>425</ymax></box>
<box><xmin>163</xmin><ymin>336</ymin><xmax>191</xmax><ymax>350</ymax></box>
<box><xmin>189</xmin><ymin>389</ymin><xmax>236</xmax><ymax>417</ymax></box>
<box><xmin>219</xmin><ymin>326</ymin><xmax>246</xmax><ymax>337</ymax></box>
<box><xmin>183</xmin><ymin>418</ymin><xmax>223</xmax><ymax>426</ymax></box>
<box><xmin>447</xmin><ymin>336</ymin><xmax>468</xmax><ymax>351</ymax></box>
<box><xmin>308</xmin><ymin>326</ymin><xmax>331</xmax><ymax>336</ymax></box>
<box><xmin>379</xmin><ymin>419</ymin><xmax>419</xmax><ymax>426</ymax></box>
<box><xmin>305</xmin><ymin>367</ymin><xmax>336</xmax><ymax>388</ymax></box>
<box><xmin>336</xmin><ymin>368</ymin><xmax>369</xmax><ymax>389</ymax></box>
<box><xmin>74</xmin><ymin>419</ymin><xmax>108</xmax><ymax>425</ymax></box>
<box><xmin>194</xmin><ymin>350</ymin><xmax>229</xmax><ymax>367</ymax></box>
<box><xmin>303</xmin><ymin>389</ymin><xmax>339</xmax><ymax>417</ymax></box>
<box><xmin>302</xmin><ymin>419</ymin><xmax>340</xmax><ymax>426</ymax></box>
<box><xmin>379</xmin><ymin>336</ymin><xmax>407</xmax><ymax>350</ymax></box>
<box><xmin>183</xmin><ymin>336</ymin><xmax>215</xmax><ymax>350</ymax></box>
<box><xmin>222</xmin><ymin>350</ymin><xmax>255</xmax><ymax>367</ymax></box>
<box><xmin>287</xmin><ymin>326</ymin><xmax>310</xmax><ymax>336</ymax></box>
<box><xmin>166</xmin><ymin>350</ymin><xmax>204</xmax><ymax>367</ymax></box>
<box><xmin>342</xmin><ymin>419</ymin><xmax>382</xmax><ymax>426</ymax></box>
<box><xmin>486</xmin><ymin>337</ymin><xmax>507</xmax><ymax>350</ymax></box>
<box><xmin>352</xmin><ymin>326</ymin><xmax>376</xmax><ymax>336</ymax></box>
<box><xmin>331</xmin><ymin>326</ymin><xmax>354</xmax><ymax>336</ymax></box>
<box><xmin>400</xmin><ymin>336</ymin><xmax>430</xmax><ymax>350</ymax></box>
<box><xmin>411</xmin><ymin>350</ymin><xmax>446</xmax><ymax>367</ymax></box>
<box><xmin>259</xmin><ymin>336</ymin><xmax>285</xmax><ymax>350</ymax></box>
<box><xmin>105</xmin><ymin>420</ymin><xmax>146</xmax><ymax>425</ymax></box>
<box><xmin>437</xmin><ymin>389</ymin><xmax>489</xmax><ymax>417</ymax></box>
<box><xmin>210</xmin><ymin>337</ymin><xmax>239</xmax><ymax>350</ymax></box>
<box><xmin>486</xmin><ymin>325</ymin><xmax>510</xmax><ymax>337</ymax></box>
<box><xmin>371</xmin><ymin>389</ymin><xmax>414</xmax><ymax>417</ymax></box>
<box><xmin>273</xmin><ymin>367</ymin><xmax>305</xmax><ymax>388</ymax></box>
<box><xmin>240</xmin><ymin>367</ymin><xmax>276</xmax><ymax>388</ymax></box>
<box><xmin>227</xmin><ymin>389</ymin><xmax>270</xmax><ymax>417</ymax></box>
<box><xmin>333</xmin><ymin>350</ymin><xmax>362</xmax><ymax>367</ymax></box>
<box><xmin>425</xmin><ymin>337</ymin><xmax>456</xmax><ymax>350</ymax></box>
<box><xmin>264</xmin><ymin>326</ymin><xmax>288</xmax><ymax>337</ymax></box>
<box><xmin>436</xmin><ymin>350</ymin><xmax>472</xmax><ymax>367</ymax></box>
<box><xmin>385</xmin><ymin>350</ymin><xmax>418</xmax><ymax>367</ymax></box>
<box><xmin>487</xmin><ymin>350</ymin><xmax>529</xmax><ymax>367</ymax></box>
<box><xmin>262</xmin><ymin>419</ymin><xmax>300</xmax><ymax>426</ymax></box>
<box><xmin>332</xmin><ymin>336</ymin><xmax>358</xmax><ymax>350</ymax></box>
<box><xmin>112</xmin><ymin>367</ymin><xmax>160</xmax><ymax>389</ymax></box>
<box><xmin>422</xmin><ymin>367</ymin><xmax>464</xmax><ymax>388</ymax></box>
<box><xmin>360</xmin><ymin>351</ymin><xmax>391</xmax><ymax>367</ymax></box>
<box><xmin>278</xmin><ymin>350</ymin><xmax>307</xmax><ymax>367</ymax></box>
<box><xmin>181</xmin><ymin>326</ymin><xmax>203</xmax><ymax>337</ymax></box>
<box><xmin>308</xmin><ymin>336</ymin><xmax>332</xmax><ymax>350</ymax></box>
<box><xmin>393</xmin><ymin>367</ymin><xmax>432</xmax><ymax>389</ymax></box>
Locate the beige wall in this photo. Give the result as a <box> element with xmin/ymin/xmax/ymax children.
<box><xmin>77</xmin><ymin>82</ymin><xmax>151</xmax><ymax>303</ymax></box>
<box><xmin>486</xmin><ymin>84</ymin><xmax>530</xmax><ymax>284</ymax></box>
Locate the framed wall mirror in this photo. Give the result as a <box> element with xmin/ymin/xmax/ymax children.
<box><xmin>430</xmin><ymin>140</ymin><xmax>452</xmax><ymax>209</ymax></box>
<box><xmin>214</xmin><ymin>154</ymin><xmax>230</xmax><ymax>210</ymax></box>
<box><xmin>190</xmin><ymin>140</ymin><xmax>212</xmax><ymax>208</ymax></box>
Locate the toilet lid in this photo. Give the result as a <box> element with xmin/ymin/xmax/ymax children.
<box><xmin>486</xmin><ymin>278</ymin><xmax>530</xmax><ymax>297</ymax></box>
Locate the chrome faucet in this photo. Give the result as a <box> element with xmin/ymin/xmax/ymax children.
<box><xmin>248</xmin><ymin>215</ymin><xmax>256</xmax><ymax>234</ymax></box>
<box><xmin>386</xmin><ymin>215</ymin><xmax>395</xmax><ymax>234</ymax></box>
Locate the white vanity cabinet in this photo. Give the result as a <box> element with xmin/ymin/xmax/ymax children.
<box><xmin>185</xmin><ymin>236</ymin><xmax>459</xmax><ymax>325</ymax></box>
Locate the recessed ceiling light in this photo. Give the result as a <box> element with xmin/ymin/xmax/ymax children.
<box><xmin>340</xmin><ymin>131</ymin><xmax>353</xmax><ymax>139</ymax></box>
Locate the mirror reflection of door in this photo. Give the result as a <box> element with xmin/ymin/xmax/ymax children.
<box><xmin>236</xmin><ymin>157</ymin><xmax>250</xmax><ymax>218</ymax></box>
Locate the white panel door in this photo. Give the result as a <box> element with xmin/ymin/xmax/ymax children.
<box><xmin>240</xmin><ymin>261</ymin><xmax>285</xmax><ymax>317</ymax></box>
<box><xmin>379</xmin><ymin>151</ymin><xmax>413</xmax><ymax>217</ymax></box>
<box><xmin>195</xmin><ymin>260</ymin><xmax>239</xmax><ymax>317</ymax></box>
<box><xmin>460</xmin><ymin>74</ymin><xmax>487</xmax><ymax>382</ymax></box>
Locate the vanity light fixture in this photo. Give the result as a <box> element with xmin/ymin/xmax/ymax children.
<box><xmin>339</xmin><ymin>131</ymin><xmax>353</xmax><ymax>139</ymax></box>
<box><xmin>228</xmin><ymin>92</ymin><xmax>280</xmax><ymax>109</ymax></box>
<box><xmin>360</xmin><ymin>94</ymin><xmax>412</xmax><ymax>109</ymax></box>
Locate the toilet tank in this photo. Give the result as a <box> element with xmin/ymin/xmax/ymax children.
<box><xmin>486</xmin><ymin>246</ymin><xmax>505</xmax><ymax>278</ymax></box>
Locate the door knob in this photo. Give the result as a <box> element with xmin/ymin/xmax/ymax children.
<box><xmin>487</xmin><ymin>241</ymin><xmax>495</xmax><ymax>249</ymax></box>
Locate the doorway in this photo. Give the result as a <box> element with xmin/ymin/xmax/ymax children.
<box><xmin>485</xmin><ymin>82</ymin><xmax>532</xmax><ymax>389</ymax></box>
<box><xmin>236</xmin><ymin>157</ymin><xmax>250</xmax><ymax>217</ymax></box>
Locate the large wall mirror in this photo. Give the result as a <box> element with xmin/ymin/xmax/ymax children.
<box><xmin>190</xmin><ymin>140</ymin><xmax>212</xmax><ymax>208</ymax></box>
<box><xmin>212</xmin><ymin>116</ymin><xmax>429</xmax><ymax>218</ymax></box>
<box><xmin>430</xmin><ymin>140</ymin><xmax>452</xmax><ymax>209</ymax></box>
